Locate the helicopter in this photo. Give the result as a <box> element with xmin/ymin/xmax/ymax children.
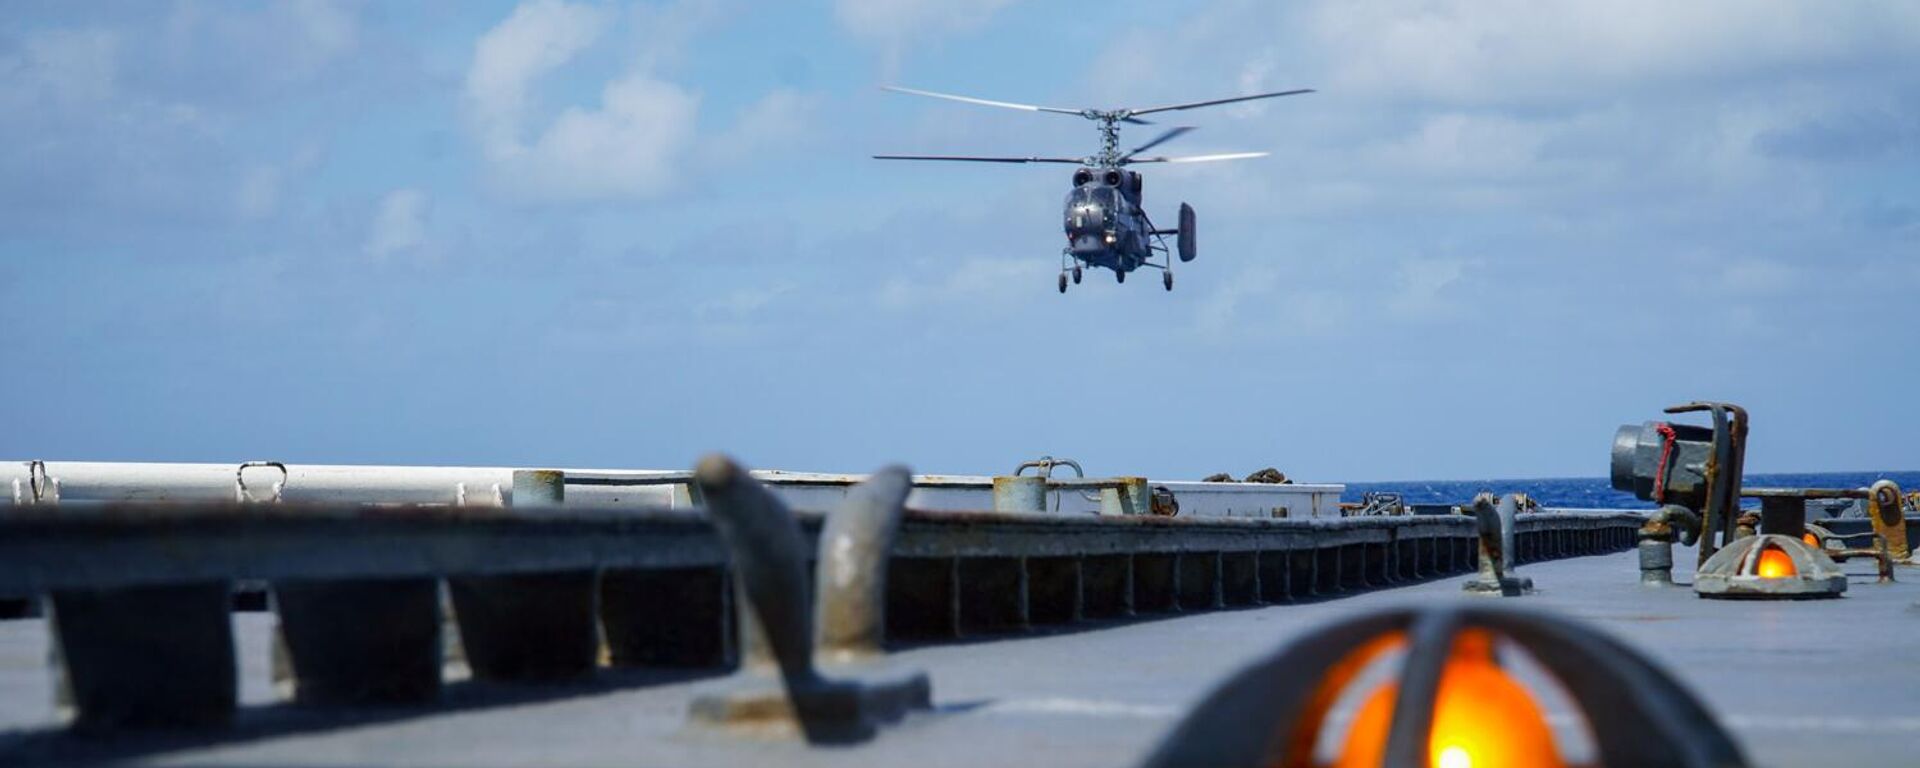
<box><xmin>874</xmin><ymin>85</ymin><xmax>1311</xmax><ymax>292</ymax></box>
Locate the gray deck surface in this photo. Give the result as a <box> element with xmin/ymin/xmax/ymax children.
<box><xmin>3</xmin><ymin>550</ymin><xmax>1915</xmax><ymax>767</ymax></box>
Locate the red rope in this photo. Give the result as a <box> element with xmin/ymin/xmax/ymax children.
<box><xmin>1652</xmin><ymin>423</ymin><xmax>1678</xmax><ymax>503</ymax></box>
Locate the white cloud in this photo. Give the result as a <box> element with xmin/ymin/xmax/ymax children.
<box><xmin>466</xmin><ymin>0</ymin><xmax>609</xmax><ymax>149</ymax></box>
<box><xmin>364</xmin><ymin>188</ymin><xmax>429</xmax><ymax>260</ymax></box>
<box><xmin>501</xmin><ymin>72</ymin><xmax>700</xmax><ymax>201</ymax></box>
<box><xmin>1301</xmin><ymin>1</ymin><xmax>1920</xmax><ymax>105</ymax></box>
<box><xmin>464</xmin><ymin>0</ymin><xmax>704</xmax><ymax>202</ymax></box>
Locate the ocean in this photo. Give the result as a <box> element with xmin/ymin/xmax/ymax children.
<box><xmin>1338</xmin><ymin>471</ymin><xmax>1920</xmax><ymax>510</ymax></box>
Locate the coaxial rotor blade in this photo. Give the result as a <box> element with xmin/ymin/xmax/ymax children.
<box><xmin>1126</xmin><ymin>89</ymin><xmax>1313</xmax><ymax>118</ymax></box>
<box><xmin>881</xmin><ymin>86</ymin><xmax>1085</xmax><ymax>117</ymax></box>
<box><xmin>1120</xmin><ymin>126</ymin><xmax>1195</xmax><ymax>162</ymax></box>
<box><xmin>873</xmin><ymin>154</ymin><xmax>1086</xmax><ymax>164</ymax></box>
<box><xmin>1126</xmin><ymin>151</ymin><xmax>1269</xmax><ymax>164</ymax></box>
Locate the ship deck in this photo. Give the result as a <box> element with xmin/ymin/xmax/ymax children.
<box><xmin>3</xmin><ymin>549</ymin><xmax>1913</xmax><ymax>767</ymax></box>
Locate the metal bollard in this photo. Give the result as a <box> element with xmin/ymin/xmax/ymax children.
<box><xmin>992</xmin><ymin>475</ymin><xmax>1048</xmax><ymax>513</ymax></box>
<box><xmin>1638</xmin><ymin>504</ymin><xmax>1700</xmax><ymax>587</ymax></box>
<box><xmin>1639</xmin><ymin>540</ymin><xmax>1675</xmax><ymax>586</ymax></box>
<box><xmin>1461</xmin><ymin>494</ymin><xmax>1530</xmax><ymax>596</ymax></box>
<box><xmin>687</xmin><ymin>456</ymin><xmax>931</xmax><ymax>744</ymax></box>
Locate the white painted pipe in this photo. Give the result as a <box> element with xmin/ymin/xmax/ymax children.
<box><xmin>0</xmin><ymin>460</ymin><xmax>1348</xmax><ymax>517</ymax></box>
<box><xmin>0</xmin><ymin>461</ymin><xmax>678</xmax><ymax>507</ymax></box>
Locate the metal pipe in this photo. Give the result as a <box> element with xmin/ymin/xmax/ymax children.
<box><xmin>2</xmin><ymin>461</ymin><xmax>1346</xmax><ymax>517</ymax></box>
<box><xmin>1638</xmin><ymin>504</ymin><xmax>1701</xmax><ymax>587</ymax></box>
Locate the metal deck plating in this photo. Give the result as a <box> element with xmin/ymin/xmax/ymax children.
<box><xmin>2</xmin><ymin>549</ymin><xmax>1912</xmax><ymax>767</ymax></box>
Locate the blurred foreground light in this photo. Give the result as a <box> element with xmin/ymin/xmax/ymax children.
<box><xmin>1334</xmin><ymin>630</ymin><xmax>1561</xmax><ymax>768</ymax></box>
<box><xmin>1137</xmin><ymin>605</ymin><xmax>1746</xmax><ymax>768</ymax></box>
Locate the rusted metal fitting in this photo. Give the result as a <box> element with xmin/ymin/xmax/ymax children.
<box><xmin>1138</xmin><ymin>604</ymin><xmax>1747</xmax><ymax>768</ymax></box>
<box><xmin>1734</xmin><ymin>511</ymin><xmax>1760</xmax><ymax>540</ymax></box>
<box><xmin>1343</xmin><ymin>491</ymin><xmax>1406</xmax><ymax>517</ymax></box>
<box><xmin>1637</xmin><ymin>505</ymin><xmax>1699</xmax><ymax>586</ymax></box>
<box><xmin>1149</xmin><ymin>484</ymin><xmax>1179</xmax><ymax>516</ymax></box>
<box><xmin>1639</xmin><ymin>504</ymin><xmax>1701</xmax><ymax>545</ymax></box>
<box><xmin>1805</xmin><ymin>527</ymin><xmax>1897</xmax><ymax>583</ymax></box>
<box><xmin>1460</xmin><ymin>493</ymin><xmax>1530</xmax><ymax>596</ymax></box>
<box><xmin>1638</xmin><ymin>539</ymin><xmax>1676</xmax><ymax>587</ymax></box>
<box><xmin>1012</xmin><ymin>455</ymin><xmax>1083</xmax><ymax>479</ymax></box>
<box><xmin>1695</xmin><ymin>534</ymin><xmax>1846</xmax><ymax>599</ymax></box>
<box><xmin>1613</xmin><ymin>401</ymin><xmax>1749</xmax><ymax>566</ymax></box>
<box><xmin>687</xmin><ymin>455</ymin><xmax>930</xmax><ymax>744</ymax></box>
<box><xmin>994</xmin><ymin>456</ymin><xmax>1084</xmax><ymax>513</ymax></box>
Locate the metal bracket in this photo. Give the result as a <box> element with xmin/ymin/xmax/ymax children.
<box><xmin>17</xmin><ymin>461</ymin><xmax>60</xmax><ymax>506</ymax></box>
<box><xmin>1012</xmin><ymin>455</ymin><xmax>1083</xmax><ymax>479</ymax></box>
<box><xmin>235</xmin><ymin>461</ymin><xmax>288</xmax><ymax>504</ymax></box>
<box><xmin>454</xmin><ymin>482</ymin><xmax>505</xmax><ymax>508</ymax></box>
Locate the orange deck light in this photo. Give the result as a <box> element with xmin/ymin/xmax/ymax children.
<box><xmin>1755</xmin><ymin>546</ymin><xmax>1796</xmax><ymax>578</ymax></box>
<box><xmin>1335</xmin><ymin>630</ymin><xmax>1562</xmax><ymax>768</ymax></box>
<box><xmin>1138</xmin><ymin>606</ymin><xmax>1749</xmax><ymax>768</ymax></box>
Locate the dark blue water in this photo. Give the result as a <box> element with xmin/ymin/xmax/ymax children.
<box><xmin>1339</xmin><ymin>472</ymin><xmax>1920</xmax><ymax>510</ymax></box>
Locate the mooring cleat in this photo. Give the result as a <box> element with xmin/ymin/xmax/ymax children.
<box><xmin>1459</xmin><ymin>493</ymin><xmax>1533</xmax><ymax>596</ymax></box>
<box><xmin>686</xmin><ymin>456</ymin><xmax>932</xmax><ymax>743</ymax></box>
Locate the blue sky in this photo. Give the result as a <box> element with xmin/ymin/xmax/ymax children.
<box><xmin>3</xmin><ymin>0</ymin><xmax>1917</xmax><ymax>481</ymax></box>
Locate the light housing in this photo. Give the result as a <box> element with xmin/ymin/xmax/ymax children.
<box><xmin>1694</xmin><ymin>533</ymin><xmax>1845</xmax><ymax>599</ymax></box>
<box><xmin>1138</xmin><ymin>605</ymin><xmax>1747</xmax><ymax>768</ymax></box>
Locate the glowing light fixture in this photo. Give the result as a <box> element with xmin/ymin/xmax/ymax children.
<box><xmin>1755</xmin><ymin>546</ymin><xmax>1795</xmax><ymax>578</ymax></box>
<box><xmin>1334</xmin><ymin>630</ymin><xmax>1561</xmax><ymax>768</ymax></box>
<box><xmin>1138</xmin><ymin>606</ymin><xmax>1748</xmax><ymax>768</ymax></box>
<box><xmin>1695</xmin><ymin>533</ymin><xmax>1844</xmax><ymax>599</ymax></box>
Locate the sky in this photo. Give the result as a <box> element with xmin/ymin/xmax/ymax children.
<box><xmin>2</xmin><ymin>0</ymin><xmax>1917</xmax><ymax>482</ymax></box>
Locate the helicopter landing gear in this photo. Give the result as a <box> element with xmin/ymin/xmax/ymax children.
<box><xmin>1058</xmin><ymin>272</ymin><xmax>1068</xmax><ymax>293</ymax></box>
<box><xmin>1116</xmin><ymin>269</ymin><xmax>1126</xmax><ymax>284</ymax></box>
<box><xmin>1072</xmin><ymin>266</ymin><xmax>1082</xmax><ymax>284</ymax></box>
<box><xmin>1163</xmin><ymin>271</ymin><xmax>1173</xmax><ymax>291</ymax></box>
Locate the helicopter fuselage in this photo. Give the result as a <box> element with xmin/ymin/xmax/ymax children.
<box><xmin>1063</xmin><ymin>167</ymin><xmax>1153</xmax><ymax>273</ymax></box>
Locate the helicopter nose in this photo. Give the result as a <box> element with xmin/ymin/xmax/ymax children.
<box><xmin>1066</xmin><ymin>203</ymin><xmax>1105</xmax><ymax>234</ymax></box>
<box><xmin>1070</xmin><ymin>233</ymin><xmax>1107</xmax><ymax>255</ymax></box>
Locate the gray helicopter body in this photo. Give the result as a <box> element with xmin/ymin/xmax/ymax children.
<box><xmin>875</xmin><ymin>85</ymin><xmax>1309</xmax><ymax>292</ymax></box>
<box><xmin>1063</xmin><ymin>166</ymin><xmax>1192</xmax><ymax>281</ymax></box>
